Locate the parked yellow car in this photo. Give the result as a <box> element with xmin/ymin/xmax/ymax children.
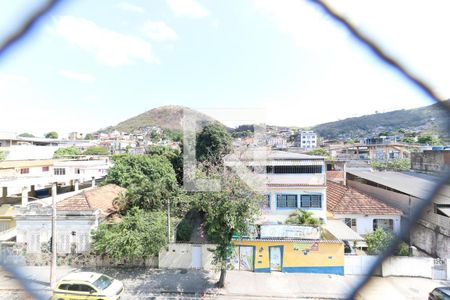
<box><xmin>52</xmin><ymin>272</ymin><xmax>124</xmax><ymax>300</ymax></box>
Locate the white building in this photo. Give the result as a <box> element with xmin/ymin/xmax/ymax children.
<box><xmin>15</xmin><ymin>184</ymin><xmax>124</xmax><ymax>254</ymax></box>
<box><xmin>295</xmin><ymin>131</ymin><xmax>317</xmax><ymax>150</ymax></box>
<box><xmin>225</xmin><ymin>149</ymin><xmax>327</xmax><ymax>224</ymax></box>
<box><xmin>326</xmin><ymin>180</ymin><xmax>402</xmax><ymax>236</ymax></box>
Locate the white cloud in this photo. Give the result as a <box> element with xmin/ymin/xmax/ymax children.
<box><xmin>53</xmin><ymin>16</ymin><xmax>157</xmax><ymax>66</ymax></box>
<box><xmin>142</xmin><ymin>21</ymin><xmax>178</xmax><ymax>42</ymax></box>
<box><xmin>59</xmin><ymin>70</ymin><xmax>96</xmax><ymax>83</ymax></box>
<box><xmin>252</xmin><ymin>0</ymin><xmax>348</xmax><ymax>49</ymax></box>
<box><xmin>166</xmin><ymin>0</ymin><xmax>209</xmax><ymax>18</ymax></box>
<box><xmin>116</xmin><ymin>2</ymin><xmax>145</xmax><ymax>13</ymax></box>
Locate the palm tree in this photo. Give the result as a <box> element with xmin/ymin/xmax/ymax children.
<box><xmin>285</xmin><ymin>209</ymin><xmax>322</xmax><ymax>226</ymax></box>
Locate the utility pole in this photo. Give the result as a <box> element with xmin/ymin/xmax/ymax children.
<box><xmin>408</xmin><ymin>196</ymin><xmax>412</xmax><ymax>256</ymax></box>
<box><xmin>50</xmin><ymin>182</ymin><xmax>57</xmax><ymax>288</ymax></box>
<box><xmin>167</xmin><ymin>198</ymin><xmax>171</xmax><ymax>243</ymax></box>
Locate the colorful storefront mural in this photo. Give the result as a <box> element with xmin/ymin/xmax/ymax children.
<box><xmin>231</xmin><ymin>239</ymin><xmax>344</xmax><ymax>275</ymax></box>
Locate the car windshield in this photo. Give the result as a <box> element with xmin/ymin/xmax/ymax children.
<box><xmin>92</xmin><ymin>275</ymin><xmax>113</xmax><ymax>290</ymax></box>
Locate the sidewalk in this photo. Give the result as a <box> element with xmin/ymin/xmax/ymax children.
<box><xmin>0</xmin><ymin>266</ymin><xmax>448</xmax><ymax>299</ymax></box>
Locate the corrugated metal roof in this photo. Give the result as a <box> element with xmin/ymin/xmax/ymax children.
<box><xmin>347</xmin><ymin>170</ymin><xmax>440</xmax><ymax>199</ymax></box>
<box><xmin>323</xmin><ymin>220</ymin><xmax>364</xmax><ymax>241</ymax></box>
<box><xmin>0</xmin><ymin>159</ymin><xmax>54</xmax><ymax>169</ymax></box>
<box><xmin>231</xmin><ymin>160</ymin><xmax>324</xmax><ymax>166</ymax></box>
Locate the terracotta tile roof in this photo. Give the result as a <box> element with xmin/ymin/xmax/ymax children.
<box><xmin>327</xmin><ymin>171</ymin><xmax>344</xmax><ymax>182</ymax></box>
<box><xmin>327</xmin><ymin>180</ymin><xmax>402</xmax><ymax>215</ymax></box>
<box><xmin>57</xmin><ymin>184</ymin><xmax>125</xmax><ymax>216</ymax></box>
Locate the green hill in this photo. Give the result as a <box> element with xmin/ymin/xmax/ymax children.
<box><xmin>103</xmin><ymin>105</ymin><xmax>218</xmax><ymax>133</ymax></box>
<box><xmin>312</xmin><ymin>100</ymin><xmax>450</xmax><ymax>140</ymax></box>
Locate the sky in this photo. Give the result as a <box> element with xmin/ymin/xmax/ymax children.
<box><xmin>0</xmin><ymin>0</ymin><xmax>449</xmax><ymax>137</ymax></box>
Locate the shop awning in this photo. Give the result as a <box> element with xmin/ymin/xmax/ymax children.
<box><xmin>323</xmin><ymin>219</ymin><xmax>364</xmax><ymax>241</ymax></box>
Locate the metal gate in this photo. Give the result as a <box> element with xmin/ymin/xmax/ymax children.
<box><xmin>432</xmin><ymin>258</ymin><xmax>447</xmax><ymax>280</ymax></box>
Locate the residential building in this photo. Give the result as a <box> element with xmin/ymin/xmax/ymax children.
<box><xmin>225</xmin><ymin>149</ymin><xmax>327</xmax><ymax>223</ymax></box>
<box><xmin>15</xmin><ymin>184</ymin><xmax>125</xmax><ymax>254</ymax></box>
<box><xmin>346</xmin><ymin>170</ymin><xmax>450</xmax><ymax>258</ymax></box>
<box><xmin>295</xmin><ymin>131</ymin><xmax>317</xmax><ymax>150</ymax></box>
<box><xmin>326</xmin><ymin>180</ymin><xmax>402</xmax><ymax>236</ymax></box>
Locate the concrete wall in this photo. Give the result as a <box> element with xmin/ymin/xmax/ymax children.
<box><xmin>344</xmin><ymin>255</ymin><xmax>380</xmax><ymax>275</ymax></box>
<box><xmin>411</xmin><ymin>150</ymin><xmax>450</xmax><ymax>174</ymax></box>
<box><xmin>158</xmin><ymin>243</ymin><xmax>216</xmax><ymax>270</ymax></box>
<box><xmin>345</xmin><ymin>255</ymin><xmax>436</xmax><ymax>278</ymax></box>
<box><xmin>334</xmin><ymin>214</ymin><xmax>401</xmax><ymax>235</ymax></box>
<box><xmin>381</xmin><ymin>256</ymin><xmax>434</xmax><ymax>278</ymax></box>
<box><xmin>410</xmin><ymin>219</ymin><xmax>450</xmax><ymax>259</ymax></box>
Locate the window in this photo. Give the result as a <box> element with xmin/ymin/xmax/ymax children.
<box><xmin>78</xmin><ymin>284</ymin><xmax>96</xmax><ymax>293</ymax></box>
<box><xmin>42</xmin><ymin>166</ymin><xmax>49</xmax><ymax>172</ymax></box>
<box><xmin>276</xmin><ymin>194</ymin><xmax>297</xmax><ymax>208</ymax></box>
<box><xmin>300</xmin><ymin>195</ymin><xmax>322</xmax><ymax>208</ymax></box>
<box><xmin>58</xmin><ymin>284</ymin><xmax>70</xmax><ymax>290</ymax></box>
<box><xmin>57</xmin><ymin>232</ymin><xmax>71</xmax><ymax>253</ymax></box>
<box><xmin>92</xmin><ymin>275</ymin><xmax>113</xmax><ymax>290</ymax></box>
<box><xmin>265</xmin><ymin>194</ymin><xmax>271</xmax><ymax>208</ymax></box>
<box><xmin>345</xmin><ymin>218</ymin><xmax>357</xmax><ymax>231</ymax></box>
<box><xmin>75</xmin><ymin>168</ymin><xmax>81</xmax><ymax>174</ymax></box>
<box><xmin>20</xmin><ymin>168</ymin><xmax>29</xmax><ymax>174</ymax></box>
<box><xmin>373</xmin><ymin>219</ymin><xmax>394</xmax><ymax>232</ymax></box>
<box><xmin>273</xmin><ymin>165</ymin><xmax>322</xmax><ymax>174</ymax></box>
<box><xmin>54</xmin><ymin>168</ymin><xmax>66</xmax><ymax>175</ymax></box>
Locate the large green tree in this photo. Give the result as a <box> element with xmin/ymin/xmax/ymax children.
<box><xmin>146</xmin><ymin>145</ymin><xmax>183</xmax><ymax>185</ymax></box>
<box><xmin>196</xmin><ymin>123</ymin><xmax>232</xmax><ymax>166</ymax></box>
<box><xmin>83</xmin><ymin>146</ymin><xmax>109</xmax><ymax>155</ymax></box>
<box><xmin>53</xmin><ymin>146</ymin><xmax>82</xmax><ymax>158</ymax></box>
<box><xmin>45</xmin><ymin>131</ymin><xmax>58</xmax><ymax>139</ymax></box>
<box><xmin>91</xmin><ymin>207</ymin><xmax>168</xmax><ymax>261</ymax></box>
<box><xmin>195</xmin><ymin>172</ymin><xmax>261</xmax><ymax>287</ymax></box>
<box><xmin>105</xmin><ymin>154</ymin><xmax>183</xmax><ymax>214</ymax></box>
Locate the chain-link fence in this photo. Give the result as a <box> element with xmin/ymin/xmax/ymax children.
<box><xmin>0</xmin><ymin>0</ymin><xmax>449</xmax><ymax>299</ymax></box>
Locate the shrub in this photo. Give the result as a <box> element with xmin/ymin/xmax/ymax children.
<box><xmin>176</xmin><ymin>219</ymin><xmax>193</xmax><ymax>242</ymax></box>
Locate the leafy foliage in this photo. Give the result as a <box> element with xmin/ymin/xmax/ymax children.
<box><xmin>285</xmin><ymin>209</ymin><xmax>322</xmax><ymax>226</ymax></box>
<box><xmin>306</xmin><ymin>148</ymin><xmax>328</xmax><ymax>157</ymax></box>
<box><xmin>365</xmin><ymin>228</ymin><xmax>394</xmax><ymax>255</ymax></box>
<box><xmin>0</xmin><ymin>150</ymin><xmax>7</xmax><ymax>161</ymax></box>
<box><xmin>194</xmin><ymin>172</ymin><xmax>261</xmax><ymax>287</ymax></box>
<box><xmin>176</xmin><ymin>218</ymin><xmax>193</xmax><ymax>242</ymax></box>
<box><xmin>146</xmin><ymin>145</ymin><xmax>183</xmax><ymax>185</ymax></box>
<box><xmin>370</xmin><ymin>158</ymin><xmax>410</xmax><ymax>171</ymax></box>
<box><xmin>91</xmin><ymin>207</ymin><xmax>168</xmax><ymax>260</ymax></box>
<box><xmin>83</xmin><ymin>146</ymin><xmax>110</xmax><ymax>155</ymax></box>
<box><xmin>53</xmin><ymin>146</ymin><xmax>82</xmax><ymax>158</ymax></box>
<box><xmin>396</xmin><ymin>242</ymin><xmax>410</xmax><ymax>256</ymax></box>
<box><xmin>162</xmin><ymin>129</ymin><xmax>183</xmax><ymax>142</ymax></box>
<box><xmin>105</xmin><ymin>154</ymin><xmax>186</xmax><ymax>215</ymax></box>
<box><xmin>84</xmin><ymin>133</ymin><xmax>95</xmax><ymax>140</ymax></box>
<box><xmin>417</xmin><ymin>134</ymin><xmax>442</xmax><ymax>145</ymax></box>
<box><xmin>401</xmin><ymin>137</ymin><xmax>416</xmax><ymax>144</ymax></box>
<box><xmin>196</xmin><ymin>123</ymin><xmax>233</xmax><ymax>166</ymax></box>
<box><xmin>18</xmin><ymin>133</ymin><xmax>35</xmax><ymax>138</ymax></box>
<box><xmin>45</xmin><ymin>131</ymin><xmax>58</xmax><ymax>139</ymax></box>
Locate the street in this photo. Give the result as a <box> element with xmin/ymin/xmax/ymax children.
<box><xmin>0</xmin><ymin>266</ymin><xmax>448</xmax><ymax>299</ymax></box>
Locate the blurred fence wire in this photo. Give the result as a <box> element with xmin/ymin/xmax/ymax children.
<box><xmin>0</xmin><ymin>0</ymin><xmax>449</xmax><ymax>299</ymax></box>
